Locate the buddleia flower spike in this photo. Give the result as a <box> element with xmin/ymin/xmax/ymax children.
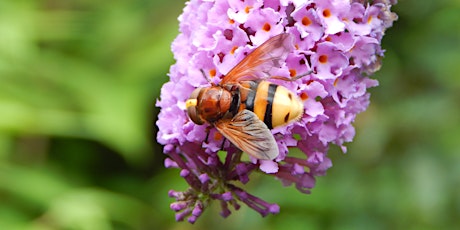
<box><xmin>157</xmin><ymin>0</ymin><xmax>397</xmax><ymax>223</ymax></box>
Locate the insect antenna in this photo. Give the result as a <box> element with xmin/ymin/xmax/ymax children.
<box><xmin>200</xmin><ymin>69</ymin><xmax>213</xmax><ymax>84</ymax></box>
<box><xmin>270</xmin><ymin>70</ymin><xmax>314</xmax><ymax>81</ymax></box>
<box><xmin>291</xmin><ymin>70</ymin><xmax>314</xmax><ymax>80</ymax></box>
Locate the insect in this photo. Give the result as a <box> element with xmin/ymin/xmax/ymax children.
<box><xmin>185</xmin><ymin>33</ymin><xmax>305</xmax><ymax>160</ymax></box>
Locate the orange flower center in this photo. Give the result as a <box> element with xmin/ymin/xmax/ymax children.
<box><xmin>319</xmin><ymin>55</ymin><xmax>328</xmax><ymax>64</ymax></box>
<box><xmin>244</xmin><ymin>6</ymin><xmax>252</xmax><ymax>14</ymax></box>
<box><xmin>301</xmin><ymin>16</ymin><xmax>312</xmax><ymax>26</ymax></box>
<box><xmin>367</xmin><ymin>16</ymin><xmax>373</xmax><ymax>24</ymax></box>
<box><xmin>333</xmin><ymin>78</ymin><xmax>339</xmax><ymax>87</ymax></box>
<box><xmin>300</xmin><ymin>92</ymin><xmax>309</xmax><ymax>101</ymax></box>
<box><xmin>323</xmin><ymin>9</ymin><xmax>331</xmax><ymax>18</ymax></box>
<box><xmin>209</xmin><ymin>69</ymin><xmax>216</xmax><ymax>78</ymax></box>
<box><xmin>289</xmin><ymin>69</ymin><xmax>297</xmax><ymax>77</ymax></box>
<box><xmin>262</xmin><ymin>23</ymin><xmax>271</xmax><ymax>32</ymax></box>
<box><xmin>214</xmin><ymin>132</ymin><xmax>223</xmax><ymax>141</ymax></box>
<box><xmin>230</xmin><ymin>46</ymin><xmax>238</xmax><ymax>55</ymax></box>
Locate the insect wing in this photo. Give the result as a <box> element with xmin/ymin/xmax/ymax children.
<box><xmin>214</xmin><ymin>110</ymin><xmax>279</xmax><ymax>160</ymax></box>
<box><xmin>221</xmin><ymin>33</ymin><xmax>294</xmax><ymax>84</ymax></box>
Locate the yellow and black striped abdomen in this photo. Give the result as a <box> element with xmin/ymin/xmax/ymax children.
<box><xmin>238</xmin><ymin>81</ymin><xmax>304</xmax><ymax>129</ymax></box>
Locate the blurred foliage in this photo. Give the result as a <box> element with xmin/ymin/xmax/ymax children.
<box><xmin>0</xmin><ymin>0</ymin><xmax>458</xmax><ymax>229</ymax></box>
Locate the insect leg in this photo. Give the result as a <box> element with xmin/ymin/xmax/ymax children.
<box><xmin>220</xmin><ymin>138</ymin><xmax>227</xmax><ymax>150</ymax></box>
<box><xmin>204</xmin><ymin>126</ymin><xmax>211</xmax><ymax>143</ymax></box>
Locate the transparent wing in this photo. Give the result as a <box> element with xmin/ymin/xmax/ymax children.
<box><xmin>221</xmin><ymin>33</ymin><xmax>294</xmax><ymax>84</ymax></box>
<box><xmin>214</xmin><ymin>110</ymin><xmax>279</xmax><ymax>160</ymax></box>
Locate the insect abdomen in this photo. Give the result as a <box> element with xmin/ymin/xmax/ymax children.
<box><xmin>238</xmin><ymin>81</ymin><xmax>303</xmax><ymax>129</ymax></box>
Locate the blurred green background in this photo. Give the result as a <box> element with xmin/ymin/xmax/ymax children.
<box><xmin>0</xmin><ymin>0</ymin><xmax>459</xmax><ymax>229</ymax></box>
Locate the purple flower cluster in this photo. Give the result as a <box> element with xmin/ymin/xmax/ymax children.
<box><xmin>157</xmin><ymin>0</ymin><xmax>397</xmax><ymax>223</ymax></box>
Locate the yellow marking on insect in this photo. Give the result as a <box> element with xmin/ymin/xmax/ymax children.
<box><xmin>272</xmin><ymin>86</ymin><xmax>304</xmax><ymax>127</ymax></box>
<box><xmin>185</xmin><ymin>99</ymin><xmax>197</xmax><ymax>108</ymax></box>
<box><xmin>253</xmin><ymin>81</ymin><xmax>270</xmax><ymax>121</ymax></box>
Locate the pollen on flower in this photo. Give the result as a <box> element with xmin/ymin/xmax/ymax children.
<box><xmin>301</xmin><ymin>16</ymin><xmax>312</xmax><ymax>26</ymax></box>
<box><xmin>229</xmin><ymin>19</ymin><xmax>235</xmax><ymax>24</ymax></box>
<box><xmin>322</xmin><ymin>9</ymin><xmax>331</xmax><ymax>18</ymax></box>
<box><xmin>325</xmin><ymin>36</ymin><xmax>332</xmax><ymax>42</ymax></box>
<box><xmin>319</xmin><ymin>55</ymin><xmax>328</xmax><ymax>64</ymax></box>
<box><xmin>262</xmin><ymin>23</ymin><xmax>271</xmax><ymax>32</ymax></box>
<box><xmin>333</xmin><ymin>78</ymin><xmax>339</xmax><ymax>87</ymax></box>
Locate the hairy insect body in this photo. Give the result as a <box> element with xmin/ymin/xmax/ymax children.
<box><xmin>188</xmin><ymin>80</ymin><xmax>303</xmax><ymax>129</ymax></box>
<box><xmin>185</xmin><ymin>33</ymin><xmax>306</xmax><ymax>160</ymax></box>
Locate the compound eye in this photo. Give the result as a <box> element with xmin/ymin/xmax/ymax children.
<box><xmin>186</xmin><ymin>88</ymin><xmax>205</xmax><ymax>125</ymax></box>
<box><xmin>187</xmin><ymin>104</ymin><xmax>205</xmax><ymax>125</ymax></box>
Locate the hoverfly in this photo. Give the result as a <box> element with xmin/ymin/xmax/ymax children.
<box><xmin>185</xmin><ymin>33</ymin><xmax>305</xmax><ymax>160</ymax></box>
